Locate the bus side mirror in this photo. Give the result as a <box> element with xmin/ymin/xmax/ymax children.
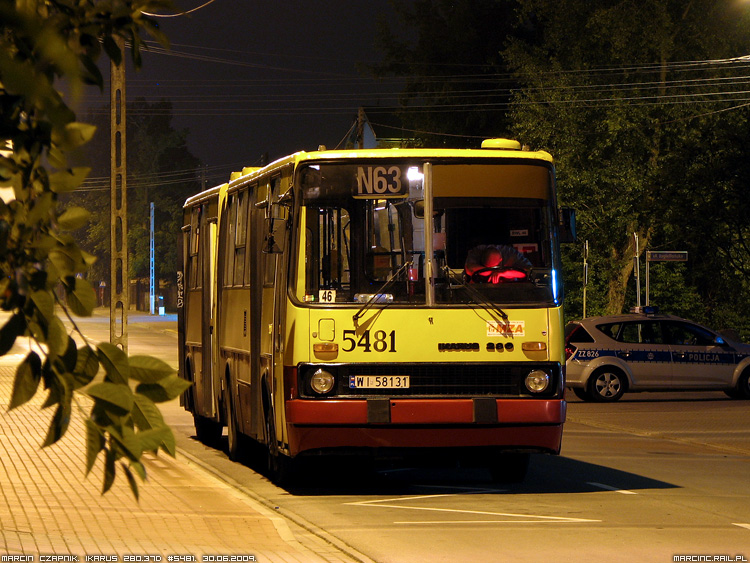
<box><xmin>414</xmin><ymin>200</ymin><xmax>425</xmax><ymax>219</ymax></box>
<box><xmin>559</xmin><ymin>207</ymin><xmax>577</xmax><ymax>243</ymax></box>
<box><xmin>263</xmin><ymin>217</ymin><xmax>287</xmax><ymax>254</ymax></box>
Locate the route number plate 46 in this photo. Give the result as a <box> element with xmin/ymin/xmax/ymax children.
<box><xmin>349</xmin><ymin>375</ymin><xmax>410</xmax><ymax>389</ymax></box>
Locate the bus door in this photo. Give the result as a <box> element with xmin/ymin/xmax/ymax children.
<box><xmin>260</xmin><ymin>175</ymin><xmax>293</xmax><ymax>452</ymax></box>
<box><xmin>199</xmin><ymin>215</ymin><xmax>217</xmax><ymax>417</ymax></box>
<box><xmin>186</xmin><ymin>201</ymin><xmax>218</xmax><ymax>420</ymax></box>
<box><xmin>255</xmin><ymin>178</ymin><xmax>279</xmax><ymax>444</ymax></box>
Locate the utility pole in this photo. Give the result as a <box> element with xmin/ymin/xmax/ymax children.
<box><xmin>149</xmin><ymin>202</ymin><xmax>155</xmax><ymax>315</ymax></box>
<box><xmin>582</xmin><ymin>240</ymin><xmax>589</xmax><ymax>318</ymax></box>
<box><xmin>110</xmin><ymin>36</ymin><xmax>128</xmax><ymax>352</ymax></box>
<box><xmin>633</xmin><ymin>232</ymin><xmax>641</xmax><ymax>309</ymax></box>
<box><xmin>356</xmin><ymin>107</ymin><xmax>365</xmax><ymax>149</ymax></box>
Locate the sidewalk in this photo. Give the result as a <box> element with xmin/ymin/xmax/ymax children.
<box><xmin>0</xmin><ymin>318</ymin><xmax>363</xmax><ymax>563</ymax></box>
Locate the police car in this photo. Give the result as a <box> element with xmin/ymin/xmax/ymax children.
<box><xmin>565</xmin><ymin>308</ymin><xmax>750</xmax><ymax>402</ymax></box>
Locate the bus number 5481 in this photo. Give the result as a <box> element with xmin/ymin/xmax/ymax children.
<box><xmin>342</xmin><ymin>329</ymin><xmax>396</xmax><ymax>353</ymax></box>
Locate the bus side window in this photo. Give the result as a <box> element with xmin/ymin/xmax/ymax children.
<box><xmin>263</xmin><ymin>177</ymin><xmax>282</xmax><ymax>286</ymax></box>
<box><xmin>366</xmin><ymin>200</ymin><xmax>402</xmax><ymax>281</ymax></box>
<box><xmin>234</xmin><ymin>190</ymin><xmax>248</xmax><ymax>285</ymax></box>
<box><xmin>189</xmin><ymin>207</ymin><xmax>200</xmax><ymax>289</ymax></box>
<box><xmin>243</xmin><ymin>185</ymin><xmax>256</xmax><ymax>286</ymax></box>
<box><xmin>306</xmin><ymin>205</ymin><xmax>350</xmax><ymax>296</ymax></box>
<box><xmin>223</xmin><ymin>194</ymin><xmax>236</xmax><ymax>287</ymax></box>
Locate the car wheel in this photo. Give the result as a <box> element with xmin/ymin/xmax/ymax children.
<box><xmin>730</xmin><ymin>369</ymin><xmax>750</xmax><ymax>400</ymax></box>
<box><xmin>586</xmin><ymin>367</ymin><xmax>626</xmax><ymax>402</ymax></box>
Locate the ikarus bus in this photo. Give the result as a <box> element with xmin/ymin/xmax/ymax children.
<box><xmin>178</xmin><ymin>138</ymin><xmax>576</xmax><ymax>483</ymax></box>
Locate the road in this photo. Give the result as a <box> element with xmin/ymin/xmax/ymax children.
<box><xmin>172</xmin><ymin>395</ymin><xmax>749</xmax><ymax>563</ymax></box>
<box><xmin>7</xmin><ymin>310</ymin><xmax>750</xmax><ymax>562</ymax></box>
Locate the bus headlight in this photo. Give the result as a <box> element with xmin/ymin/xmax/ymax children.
<box><xmin>524</xmin><ymin>370</ymin><xmax>550</xmax><ymax>393</ymax></box>
<box><xmin>310</xmin><ymin>369</ymin><xmax>335</xmax><ymax>395</ymax></box>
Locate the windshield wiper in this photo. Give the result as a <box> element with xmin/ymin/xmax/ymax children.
<box><xmin>352</xmin><ymin>261</ymin><xmax>412</xmax><ymax>328</ymax></box>
<box><xmin>442</xmin><ymin>266</ymin><xmax>509</xmax><ymax>326</ymax></box>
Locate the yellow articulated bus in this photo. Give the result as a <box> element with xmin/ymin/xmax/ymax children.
<box><xmin>178</xmin><ymin>138</ymin><xmax>575</xmax><ymax>483</ymax></box>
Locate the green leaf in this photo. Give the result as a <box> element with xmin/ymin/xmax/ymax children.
<box><xmin>73</xmin><ymin>345</ymin><xmax>100</xmax><ymax>388</ymax></box>
<box><xmin>123</xmin><ymin>464</ymin><xmax>140</xmax><ymax>501</ymax></box>
<box><xmin>49</xmin><ymin>168</ymin><xmax>90</xmax><ymax>195</ymax></box>
<box><xmin>30</xmin><ymin>290</ymin><xmax>55</xmax><ymax>322</ymax></box>
<box><xmin>40</xmin><ymin>365</ymin><xmax>73</xmax><ymax>409</ymax></box>
<box><xmin>9</xmin><ymin>352</ymin><xmax>42</xmax><ymax>410</ymax></box>
<box><xmin>86</xmin><ymin>382</ymin><xmax>134</xmax><ymax>415</ymax></box>
<box><xmin>57</xmin><ymin>206</ymin><xmax>90</xmax><ymax>230</ymax></box>
<box><xmin>47</xmin><ymin>249</ymin><xmax>74</xmax><ymax>277</ymax></box>
<box><xmin>103</xmin><ymin>35</ymin><xmax>122</xmax><ymax>65</ymax></box>
<box><xmin>110</xmin><ymin>425</ymin><xmax>142</xmax><ymax>462</ymax></box>
<box><xmin>27</xmin><ymin>192</ymin><xmax>54</xmax><ymax>225</ymax></box>
<box><xmin>61</xmin><ymin>336</ymin><xmax>78</xmax><ymax>373</ymax></box>
<box><xmin>132</xmin><ymin>393</ymin><xmax>164</xmax><ymax>430</ymax></box>
<box><xmin>26</xmin><ymin>319</ymin><xmax>44</xmax><ymax>344</ymax></box>
<box><xmin>97</xmin><ymin>342</ymin><xmax>129</xmax><ymax>384</ymax></box>
<box><xmin>138</xmin><ymin>427</ymin><xmax>171</xmax><ymax>453</ymax></box>
<box><xmin>49</xmin><ymin>244</ymin><xmax>89</xmax><ymax>278</ymax></box>
<box><xmin>46</xmin><ymin>316</ymin><xmax>68</xmax><ymax>357</ymax></box>
<box><xmin>90</xmin><ymin>401</ymin><xmax>123</xmax><ymax>429</ymax></box>
<box><xmin>136</xmin><ymin>375</ymin><xmax>192</xmax><ymax>403</ymax></box>
<box><xmin>47</xmin><ymin>145</ymin><xmax>67</xmax><ymax>170</ymax></box>
<box><xmin>159</xmin><ymin>426</ymin><xmax>176</xmax><ymax>457</ymax></box>
<box><xmin>0</xmin><ymin>312</ymin><xmax>26</xmax><ymax>356</ymax></box>
<box><xmin>67</xmin><ymin>278</ymin><xmax>96</xmax><ymax>316</ymax></box>
<box><xmin>130</xmin><ymin>459</ymin><xmax>147</xmax><ymax>481</ymax></box>
<box><xmin>42</xmin><ymin>399</ymin><xmax>72</xmax><ymax>447</ymax></box>
<box><xmin>53</xmin><ymin>122</ymin><xmax>97</xmax><ymax>150</ymax></box>
<box><xmin>129</xmin><ymin>355</ymin><xmax>175</xmax><ymax>383</ymax></box>
<box><xmin>103</xmin><ymin>447</ymin><xmax>116</xmax><ymax>494</ymax></box>
<box><xmin>80</xmin><ymin>54</ymin><xmax>104</xmax><ymax>89</ymax></box>
<box><xmin>140</xmin><ymin>16</ymin><xmax>170</xmax><ymax>48</ymax></box>
<box><xmin>85</xmin><ymin>419</ymin><xmax>104</xmax><ymax>475</ymax></box>
<box><xmin>81</xmin><ymin>249</ymin><xmax>97</xmax><ymax>267</ymax></box>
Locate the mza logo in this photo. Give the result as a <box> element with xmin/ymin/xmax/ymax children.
<box><xmin>487</xmin><ymin>321</ymin><xmax>525</xmax><ymax>337</ymax></box>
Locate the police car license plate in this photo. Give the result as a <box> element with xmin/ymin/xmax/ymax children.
<box><xmin>349</xmin><ymin>375</ymin><xmax>410</xmax><ymax>389</ymax></box>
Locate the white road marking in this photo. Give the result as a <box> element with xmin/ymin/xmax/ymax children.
<box><xmin>732</xmin><ymin>523</ymin><xmax>750</xmax><ymax>530</ymax></box>
<box><xmin>416</xmin><ymin>484</ymin><xmax>507</xmax><ymax>493</ymax></box>
<box><xmin>393</xmin><ymin>516</ymin><xmax>588</xmax><ymax>526</ymax></box>
<box><xmin>346</xmin><ymin>494</ymin><xmax>600</xmax><ymax>524</ymax></box>
<box><xmin>587</xmin><ymin>482</ymin><xmax>638</xmax><ymax>494</ymax></box>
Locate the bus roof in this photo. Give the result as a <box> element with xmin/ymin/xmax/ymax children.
<box><xmin>230</xmin><ymin>139</ymin><xmax>553</xmax><ymax>185</ymax></box>
<box><xmin>188</xmin><ymin>139</ymin><xmax>554</xmax><ymax>204</ymax></box>
<box><xmin>183</xmin><ymin>183</ymin><xmax>225</xmax><ymax>209</ymax></box>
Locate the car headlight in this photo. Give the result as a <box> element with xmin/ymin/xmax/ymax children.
<box><xmin>525</xmin><ymin>370</ymin><xmax>550</xmax><ymax>393</ymax></box>
<box><xmin>310</xmin><ymin>368</ymin><xmax>335</xmax><ymax>395</ymax></box>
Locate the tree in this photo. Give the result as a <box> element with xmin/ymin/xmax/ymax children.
<box><xmin>503</xmin><ymin>0</ymin><xmax>750</xmax><ymax>324</ymax></box>
<box><xmin>658</xmin><ymin>105</ymin><xmax>750</xmax><ymax>335</ymax></box>
<box><xmin>373</xmin><ymin>0</ymin><xmax>521</xmax><ymax>145</ymax></box>
<box><xmin>68</xmin><ymin>98</ymin><xmax>202</xmax><ymax>286</ymax></box>
<box><xmin>373</xmin><ymin>0</ymin><xmax>750</xmax><ymax>336</ymax></box>
<box><xmin>0</xmin><ymin>0</ymin><xmax>190</xmax><ymax>498</ymax></box>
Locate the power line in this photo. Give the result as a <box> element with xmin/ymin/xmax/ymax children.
<box><xmin>142</xmin><ymin>0</ymin><xmax>219</xmax><ymax>17</ymax></box>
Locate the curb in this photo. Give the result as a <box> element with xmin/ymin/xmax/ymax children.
<box><xmin>174</xmin><ymin>446</ymin><xmax>378</xmax><ymax>563</ymax></box>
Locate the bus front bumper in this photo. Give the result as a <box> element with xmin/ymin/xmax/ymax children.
<box><xmin>285</xmin><ymin>398</ymin><xmax>565</xmax><ymax>456</ymax></box>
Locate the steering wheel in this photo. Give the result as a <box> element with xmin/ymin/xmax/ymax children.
<box><xmin>470</xmin><ymin>266</ymin><xmax>528</xmax><ymax>283</ymax></box>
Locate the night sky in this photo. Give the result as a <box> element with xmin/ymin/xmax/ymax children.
<box><xmin>122</xmin><ymin>0</ymin><xmax>402</xmax><ymax>186</ymax></box>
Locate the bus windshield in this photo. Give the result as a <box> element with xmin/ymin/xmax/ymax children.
<box><xmin>298</xmin><ymin>160</ymin><xmax>558</xmax><ymax>306</ymax></box>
